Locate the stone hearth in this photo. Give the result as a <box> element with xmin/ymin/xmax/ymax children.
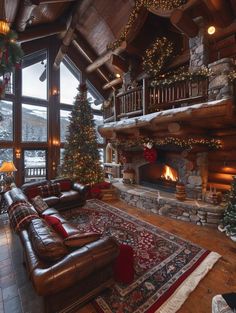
<box><xmin>113</xmin><ymin>181</ymin><xmax>224</xmax><ymax>228</ymax></box>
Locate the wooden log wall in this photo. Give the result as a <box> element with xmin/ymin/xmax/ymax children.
<box><xmin>208</xmin><ymin>134</ymin><xmax>236</xmax><ymax>192</ymax></box>
<box><xmin>210</xmin><ymin>33</ymin><xmax>236</xmax><ymax>62</ymax></box>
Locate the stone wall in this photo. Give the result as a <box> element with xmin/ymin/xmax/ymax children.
<box><xmin>114</xmin><ymin>182</ymin><xmax>224</xmax><ymax>228</ymax></box>
<box><xmin>208</xmin><ymin>58</ymin><xmax>235</xmax><ymax>101</ymax></box>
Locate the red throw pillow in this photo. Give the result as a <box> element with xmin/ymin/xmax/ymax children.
<box><xmin>43</xmin><ymin>215</ymin><xmax>68</xmax><ymax>238</ymax></box>
<box><xmin>59</xmin><ymin>180</ymin><xmax>71</xmax><ymax>191</ymax></box>
<box><xmin>26</xmin><ymin>187</ymin><xmax>40</xmax><ymax>200</ymax></box>
<box><xmin>113</xmin><ymin>244</ymin><xmax>134</xmax><ymax>284</ymax></box>
<box><xmin>53</xmin><ymin>223</ymin><xmax>68</xmax><ymax>239</ymax></box>
<box><xmin>43</xmin><ymin>215</ymin><xmax>60</xmax><ymax>225</ymax></box>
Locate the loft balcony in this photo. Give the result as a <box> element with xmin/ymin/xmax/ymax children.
<box><xmin>103</xmin><ymin>77</ymin><xmax>208</xmax><ymax>123</ymax></box>
<box><xmin>100</xmin><ymin>58</ymin><xmax>236</xmax><ymax>139</ymax></box>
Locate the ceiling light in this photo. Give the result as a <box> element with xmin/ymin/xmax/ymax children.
<box><xmin>115</xmin><ymin>73</ymin><xmax>121</xmax><ymax>78</ymax></box>
<box><xmin>207</xmin><ymin>26</ymin><xmax>216</xmax><ymax>35</ymax></box>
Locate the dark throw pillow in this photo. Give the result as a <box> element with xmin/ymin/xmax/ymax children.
<box><xmin>8</xmin><ymin>201</ymin><xmax>39</xmax><ymax>232</ymax></box>
<box><xmin>31</xmin><ymin>195</ymin><xmax>48</xmax><ymax>214</ymax></box>
<box><xmin>38</xmin><ymin>183</ymin><xmax>62</xmax><ymax>198</ymax></box>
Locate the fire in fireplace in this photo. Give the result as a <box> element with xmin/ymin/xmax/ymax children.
<box><xmin>139</xmin><ymin>163</ymin><xmax>178</xmax><ymax>192</ymax></box>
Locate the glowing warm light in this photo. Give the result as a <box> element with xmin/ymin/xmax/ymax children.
<box><xmin>207</xmin><ymin>26</ymin><xmax>216</xmax><ymax>35</ymax></box>
<box><xmin>115</xmin><ymin>73</ymin><xmax>121</xmax><ymax>78</ymax></box>
<box><xmin>0</xmin><ymin>20</ymin><xmax>10</xmax><ymax>35</ymax></box>
<box><xmin>161</xmin><ymin>165</ymin><xmax>178</xmax><ymax>181</ymax></box>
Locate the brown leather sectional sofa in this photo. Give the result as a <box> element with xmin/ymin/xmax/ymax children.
<box><xmin>4</xmin><ymin>186</ymin><xmax>119</xmax><ymax>313</ymax></box>
<box><xmin>21</xmin><ymin>178</ymin><xmax>88</xmax><ymax>210</ymax></box>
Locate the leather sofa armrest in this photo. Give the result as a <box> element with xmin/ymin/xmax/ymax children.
<box><xmin>72</xmin><ymin>182</ymin><xmax>89</xmax><ymax>194</ymax></box>
<box><xmin>31</xmin><ymin>236</ymin><xmax>119</xmax><ymax>296</ymax></box>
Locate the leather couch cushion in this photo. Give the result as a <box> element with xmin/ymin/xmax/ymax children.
<box><xmin>43</xmin><ymin>196</ymin><xmax>60</xmax><ymax>207</ymax></box>
<box><xmin>64</xmin><ymin>232</ymin><xmax>101</xmax><ymax>248</ymax></box>
<box><xmin>60</xmin><ymin>190</ymin><xmax>80</xmax><ymax>203</ymax></box>
<box><xmin>29</xmin><ymin>219</ymin><xmax>68</xmax><ymax>262</ymax></box>
<box><xmin>42</xmin><ymin>207</ymin><xmax>58</xmax><ymax>215</ymax></box>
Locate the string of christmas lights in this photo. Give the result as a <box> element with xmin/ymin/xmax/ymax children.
<box><xmin>111</xmin><ymin>136</ymin><xmax>222</xmax><ymax>150</ymax></box>
<box><xmin>151</xmin><ymin>65</ymin><xmax>212</xmax><ymax>87</ymax></box>
<box><xmin>107</xmin><ymin>0</ymin><xmax>186</xmax><ymax>51</ymax></box>
<box><xmin>142</xmin><ymin>37</ymin><xmax>174</xmax><ymax>77</ymax></box>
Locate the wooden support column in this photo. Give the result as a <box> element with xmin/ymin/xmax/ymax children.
<box><xmin>113</xmin><ymin>91</ymin><xmax>117</xmax><ymax>122</ymax></box>
<box><xmin>142</xmin><ymin>78</ymin><xmax>148</xmax><ymax>115</ymax></box>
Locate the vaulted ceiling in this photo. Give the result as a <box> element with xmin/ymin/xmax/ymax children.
<box><xmin>3</xmin><ymin>0</ymin><xmax>236</xmax><ymax>95</ymax></box>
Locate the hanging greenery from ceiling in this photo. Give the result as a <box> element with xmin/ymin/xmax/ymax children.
<box><xmin>108</xmin><ymin>0</ymin><xmax>187</xmax><ymax>51</ymax></box>
<box><xmin>0</xmin><ymin>30</ymin><xmax>24</xmax><ymax>76</ymax></box>
<box><xmin>142</xmin><ymin>37</ymin><xmax>174</xmax><ymax>77</ymax></box>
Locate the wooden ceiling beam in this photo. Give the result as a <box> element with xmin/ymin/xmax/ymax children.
<box><xmin>32</xmin><ymin>0</ymin><xmax>76</xmax><ymax>4</ymax></box>
<box><xmin>103</xmin><ymin>78</ymin><xmax>123</xmax><ymax>90</ymax></box>
<box><xmin>86</xmin><ymin>41</ymin><xmax>127</xmax><ymax>73</ymax></box>
<box><xmin>170</xmin><ymin>9</ymin><xmax>199</xmax><ymax>38</ymax></box>
<box><xmin>17</xmin><ymin>23</ymin><xmax>66</xmax><ymax>43</ymax></box>
<box><xmin>202</xmin><ymin>0</ymin><xmax>234</xmax><ymax>28</ymax></box>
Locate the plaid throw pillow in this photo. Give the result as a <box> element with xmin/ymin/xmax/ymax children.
<box><xmin>8</xmin><ymin>201</ymin><xmax>39</xmax><ymax>232</ymax></box>
<box><xmin>31</xmin><ymin>195</ymin><xmax>48</xmax><ymax>214</ymax></box>
<box><xmin>38</xmin><ymin>183</ymin><xmax>61</xmax><ymax>198</ymax></box>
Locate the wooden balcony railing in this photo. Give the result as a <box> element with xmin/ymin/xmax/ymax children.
<box><xmin>24</xmin><ymin>167</ymin><xmax>46</xmax><ymax>182</ymax></box>
<box><xmin>103</xmin><ymin>77</ymin><xmax>209</xmax><ymax>122</ymax></box>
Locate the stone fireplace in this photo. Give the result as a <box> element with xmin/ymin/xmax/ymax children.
<box><xmin>126</xmin><ymin>149</ymin><xmax>208</xmax><ymax>200</ymax></box>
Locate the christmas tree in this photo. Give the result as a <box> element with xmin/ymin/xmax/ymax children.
<box><xmin>218</xmin><ymin>175</ymin><xmax>236</xmax><ymax>240</ymax></box>
<box><xmin>60</xmin><ymin>83</ymin><xmax>104</xmax><ymax>185</ymax></box>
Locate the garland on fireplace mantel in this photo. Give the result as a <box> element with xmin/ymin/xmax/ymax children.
<box><xmin>111</xmin><ymin>137</ymin><xmax>222</xmax><ymax>150</ymax></box>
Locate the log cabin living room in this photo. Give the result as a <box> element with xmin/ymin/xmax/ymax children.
<box><xmin>1</xmin><ymin>0</ymin><xmax>236</xmax><ymax>312</ymax></box>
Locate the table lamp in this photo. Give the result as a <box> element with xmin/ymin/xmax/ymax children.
<box><xmin>0</xmin><ymin>161</ymin><xmax>17</xmax><ymax>190</ymax></box>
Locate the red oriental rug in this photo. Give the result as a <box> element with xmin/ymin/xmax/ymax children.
<box><xmin>65</xmin><ymin>200</ymin><xmax>220</xmax><ymax>313</ymax></box>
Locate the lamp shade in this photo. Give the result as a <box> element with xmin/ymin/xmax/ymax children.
<box><xmin>0</xmin><ymin>161</ymin><xmax>17</xmax><ymax>172</ymax></box>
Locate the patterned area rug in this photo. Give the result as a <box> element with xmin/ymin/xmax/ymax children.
<box><xmin>64</xmin><ymin>200</ymin><xmax>220</xmax><ymax>313</ymax></box>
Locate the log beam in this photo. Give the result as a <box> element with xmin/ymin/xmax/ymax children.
<box><xmin>103</xmin><ymin>78</ymin><xmax>123</xmax><ymax>90</ymax></box>
<box><xmin>110</xmin><ymin>55</ymin><xmax>129</xmax><ymax>74</ymax></box>
<box><xmin>17</xmin><ymin>23</ymin><xmax>67</xmax><ymax>43</ymax></box>
<box><xmin>202</xmin><ymin>0</ymin><xmax>234</xmax><ymax>28</ymax></box>
<box><xmin>170</xmin><ymin>9</ymin><xmax>199</xmax><ymax>38</ymax></box>
<box><xmin>86</xmin><ymin>41</ymin><xmax>127</xmax><ymax>73</ymax></box>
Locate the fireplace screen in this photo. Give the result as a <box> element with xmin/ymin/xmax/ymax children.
<box><xmin>139</xmin><ymin>163</ymin><xmax>178</xmax><ymax>192</ymax></box>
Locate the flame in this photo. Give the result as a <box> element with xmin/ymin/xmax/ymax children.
<box><xmin>161</xmin><ymin>165</ymin><xmax>178</xmax><ymax>181</ymax></box>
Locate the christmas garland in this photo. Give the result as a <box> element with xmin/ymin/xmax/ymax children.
<box><xmin>142</xmin><ymin>37</ymin><xmax>174</xmax><ymax>77</ymax></box>
<box><xmin>111</xmin><ymin>136</ymin><xmax>222</xmax><ymax>150</ymax></box>
<box><xmin>107</xmin><ymin>0</ymin><xmax>187</xmax><ymax>51</ymax></box>
<box><xmin>0</xmin><ymin>30</ymin><xmax>24</xmax><ymax>76</ymax></box>
<box><xmin>151</xmin><ymin>65</ymin><xmax>212</xmax><ymax>87</ymax></box>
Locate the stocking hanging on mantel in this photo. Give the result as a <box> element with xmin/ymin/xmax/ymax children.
<box><xmin>143</xmin><ymin>142</ymin><xmax>157</xmax><ymax>163</ymax></box>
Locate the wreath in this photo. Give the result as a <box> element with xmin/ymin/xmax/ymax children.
<box><xmin>142</xmin><ymin>37</ymin><xmax>174</xmax><ymax>77</ymax></box>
